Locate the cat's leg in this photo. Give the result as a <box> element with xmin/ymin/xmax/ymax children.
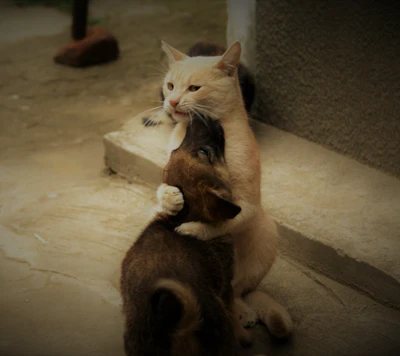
<box><xmin>167</xmin><ymin>120</ymin><xmax>189</xmax><ymax>155</ymax></box>
<box><xmin>243</xmin><ymin>290</ymin><xmax>293</xmax><ymax>338</ymax></box>
<box><xmin>154</xmin><ymin>122</ymin><xmax>189</xmax><ymax>216</ymax></box>
<box><xmin>230</xmin><ymin>298</ymin><xmax>253</xmax><ymax>348</ymax></box>
<box><xmin>174</xmin><ymin>199</ymin><xmax>258</xmax><ymax>240</ymax></box>
<box><xmin>234</xmin><ymin>297</ymin><xmax>258</xmax><ymax>328</ymax></box>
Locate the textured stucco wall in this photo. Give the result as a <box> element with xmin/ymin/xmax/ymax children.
<box><xmin>255</xmin><ymin>0</ymin><xmax>400</xmax><ymax>177</ymax></box>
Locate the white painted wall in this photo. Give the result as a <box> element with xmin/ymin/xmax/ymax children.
<box><xmin>226</xmin><ymin>0</ymin><xmax>256</xmax><ymax>74</ymax></box>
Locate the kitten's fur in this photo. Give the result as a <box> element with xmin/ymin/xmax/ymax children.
<box><xmin>120</xmin><ymin>116</ymin><xmax>252</xmax><ymax>356</ymax></box>
<box><xmin>157</xmin><ymin>41</ymin><xmax>293</xmax><ymax>338</ymax></box>
<box><xmin>159</xmin><ymin>41</ymin><xmax>255</xmax><ymax>114</ymax></box>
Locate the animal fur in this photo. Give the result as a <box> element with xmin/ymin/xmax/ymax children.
<box><xmin>157</xmin><ymin>41</ymin><xmax>293</xmax><ymax>338</ymax></box>
<box><xmin>120</xmin><ymin>117</ymin><xmax>252</xmax><ymax>356</ymax></box>
<box><xmin>155</xmin><ymin>41</ymin><xmax>254</xmax><ymax>125</ymax></box>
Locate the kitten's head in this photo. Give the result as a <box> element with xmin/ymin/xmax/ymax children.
<box><xmin>161</xmin><ymin>41</ymin><xmax>242</xmax><ymax>122</ymax></box>
<box><xmin>163</xmin><ymin>115</ymin><xmax>241</xmax><ymax>223</ymax></box>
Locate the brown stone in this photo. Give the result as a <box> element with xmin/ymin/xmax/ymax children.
<box><xmin>53</xmin><ymin>27</ymin><xmax>119</xmax><ymax>67</ymax></box>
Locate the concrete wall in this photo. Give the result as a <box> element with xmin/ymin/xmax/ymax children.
<box><xmin>227</xmin><ymin>0</ymin><xmax>256</xmax><ymax>74</ymax></box>
<box><xmin>255</xmin><ymin>0</ymin><xmax>400</xmax><ymax>177</ymax></box>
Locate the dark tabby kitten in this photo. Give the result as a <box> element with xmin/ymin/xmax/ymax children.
<box><xmin>143</xmin><ymin>41</ymin><xmax>255</xmax><ymax>126</ymax></box>
<box><xmin>120</xmin><ymin>116</ymin><xmax>252</xmax><ymax>356</ymax></box>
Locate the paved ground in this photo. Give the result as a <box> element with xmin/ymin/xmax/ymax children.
<box><xmin>1</xmin><ymin>1</ymin><xmax>400</xmax><ymax>356</ymax></box>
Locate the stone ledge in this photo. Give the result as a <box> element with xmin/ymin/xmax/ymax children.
<box><xmin>104</xmin><ymin>112</ymin><xmax>400</xmax><ymax>308</ymax></box>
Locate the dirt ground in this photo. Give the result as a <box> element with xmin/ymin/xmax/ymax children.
<box><xmin>0</xmin><ymin>0</ymin><xmax>224</xmax><ymax>354</ymax></box>
<box><xmin>1</xmin><ymin>1</ymin><xmax>400</xmax><ymax>356</ymax></box>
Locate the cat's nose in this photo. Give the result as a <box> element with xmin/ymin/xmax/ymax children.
<box><xmin>169</xmin><ymin>99</ymin><xmax>179</xmax><ymax>108</ymax></box>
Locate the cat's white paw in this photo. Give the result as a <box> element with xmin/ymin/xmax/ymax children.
<box><xmin>175</xmin><ymin>222</ymin><xmax>207</xmax><ymax>239</ymax></box>
<box><xmin>239</xmin><ymin>307</ymin><xmax>258</xmax><ymax>328</ymax></box>
<box><xmin>236</xmin><ymin>300</ymin><xmax>258</xmax><ymax>328</ymax></box>
<box><xmin>157</xmin><ymin>184</ymin><xmax>184</xmax><ymax>216</ymax></box>
<box><xmin>266</xmin><ymin>307</ymin><xmax>293</xmax><ymax>338</ymax></box>
<box><xmin>175</xmin><ymin>221</ymin><xmax>202</xmax><ymax>239</ymax></box>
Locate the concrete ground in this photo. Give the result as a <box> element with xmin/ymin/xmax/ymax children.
<box><xmin>1</xmin><ymin>1</ymin><xmax>400</xmax><ymax>356</ymax></box>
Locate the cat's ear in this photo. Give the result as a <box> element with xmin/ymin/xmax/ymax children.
<box><xmin>214</xmin><ymin>41</ymin><xmax>242</xmax><ymax>76</ymax></box>
<box><xmin>161</xmin><ymin>41</ymin><xmax>189</xmax><ymax>64</ymax></box>
<box><xmin>205</xmin><ymin>188</ymin><xmax>241</xmax><ymax>221</ymax></box>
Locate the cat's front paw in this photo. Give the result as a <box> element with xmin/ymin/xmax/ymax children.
<box><xmin>157</xmin><ymin>184</ymin><xmax>184</xmax><ymax>216</ymax></box>
<box><xmin>175</xmin><ymin>222</ymin><xmax>209</xmax><ymax>240</ymax></box>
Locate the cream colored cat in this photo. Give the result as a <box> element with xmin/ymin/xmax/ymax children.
<box><xmin>156</xmin><ymin>40</ymin><xmax>293</xmax><ymax>338</ymax></box>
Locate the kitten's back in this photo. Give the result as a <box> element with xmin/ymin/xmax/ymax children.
<box><xmin>120</xmin><ymin>219</ymin><xmax>236</xmax><ymax>356</ymax></box>
<box><xmin>121</xmin><ymin>116</ymin><xmax>247</xmax><ymax>355</ymax></box>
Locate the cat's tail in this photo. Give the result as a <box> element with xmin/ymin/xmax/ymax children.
<box><xmin>151</xmin><ymin>278</ymin><xmax>201</xmax><ymax>336</ymax></box>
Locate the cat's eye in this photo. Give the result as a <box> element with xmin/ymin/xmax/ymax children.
<box><xmin>188</xmin><ymin>85</ymin><xmax>201</xmax><ymax>92</ymax></box>
<box><xmin>167</xmin><ymin>82</ymin><xmax>174</xmax><ymax>91</ymax></box>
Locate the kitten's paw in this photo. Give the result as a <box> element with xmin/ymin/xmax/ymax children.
<box><xmin>175</xmin><ymin>222</ymin><xmax>208</xmax><ymax>239</ymax></box>
<box><xmin>266</xmin><ymin>308</ymin><xmax>293</xmax><ymax>338</ymax></box>
<box><xmin>157</xmin><ymin>184</ymin><xmax>184</xmax><ymax>216</ymax></box>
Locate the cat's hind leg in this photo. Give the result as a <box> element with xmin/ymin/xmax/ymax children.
<box><xmin>231</xmin><ymin>298</ymin><xmax>253</xmax><ymax>348</ymax></box>
<box><xmin>234</xmin><ymin>297</ymin><xmax>257</xmax><ymax>328</ymax></box>
<box><xmin>244</xmin><ymin>290</ymin><xmax>293</xmax><ymax>338</ymax></box>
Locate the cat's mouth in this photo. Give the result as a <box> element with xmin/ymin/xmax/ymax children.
<box><xmin>173</xmin><ymin>110</ymin><xmax>187</xmax><ymax>118</ymax></box>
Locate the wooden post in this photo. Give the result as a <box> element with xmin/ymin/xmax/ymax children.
<box><xmin>72</xmin><ymin>0</ymin><xmax>89</xmax><ymax>41</ymax></box>
<box><xmin>54</xmin><ymin>0</ymin><xmax>119</xmax><ymax>67</ymax></box>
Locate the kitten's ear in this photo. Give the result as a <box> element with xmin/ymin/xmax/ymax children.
<box><xmin>214</xmin><ymin>41</ymin><xmax>242</xmax><ymax>76</ymax></box>
<box><xmin>161</xmin><ymin>41</ymin><xmax>189</xmax><ymax>64</ymax></box>
<box><xmin>205</xmin><ymin>188</ymin><xmax>241</xmax><ymax>221</ymax></box>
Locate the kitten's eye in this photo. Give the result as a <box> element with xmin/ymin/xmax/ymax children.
<box><xmin>167</xmin><ymin>82</ymin><xmax>174</xmax><ymax>91</ymax></box>
<box><xmin>198</xmin><ymin>146</ymin><xmax>214</xmax><ymax>163</ymax></box>
<box><xmin>188</xmin><ymin>85</ymin><xmax>201</xmax><ymax>92</ymax></box>
<box><xmin>198</xmin><ymin>147</ymin><xmax>209</xmax><ymax>157</ymax></box>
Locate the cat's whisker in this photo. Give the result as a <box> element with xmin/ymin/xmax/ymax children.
<box><xmin>195</xmin><ymin>103</ymin><xmax>213</xmax><ymax>111</ymax></box>
<box><xmin>191</xmin><ymin>108</ymin><xmax>211</xmax><ymax>129</ymax></box>
<box><xmin>156</xmin><ymin>58</ymin><xmax>169</xmax><ymax>74</ymax></box>
<box><xmin>192</xmin><ymin>103</ymin><xmax>214</xmax><ymax>115</ymax></box>
<box><xmin>188</xmin><ymin>111</ymin><xmax>194</xmax><ymax>126</ymax></box>
<box><xmin>123</xmin><ymin>106</ymin><xmax>164</xmax><ymax>132</ymax></box>
<box><xmin>143</xmin><ymin>73</ymin><xmax>166</xmax><ymax>80</ymax></box>
<box><xmin>146</xmin><ymin>99</ymin><xmax>164</xmax><ymax>105</ymax></box>
<box><xmin>183</xmin><ymin>106</ymin><xmax>205</xmax><ymax>125</ymax></box>
<box><xmin>143</xmin><ymin>64</ymin><xmax>168</xmax><ymax>77</ymax></box>
<box><xmin>143</xmin><ymin>109</ymin><xmax>165</xmax><ymax>127</ymax></box>
<box><xmin>132</xmin><ymin>112</ymin><xmax>166</xmax><ymax>136</ymax></box>
<box><xmin>135</xmin><ymin>106</ymin><xmax>164</xmax><ymax>117</ymax></box>
<box><xmin>190</xmin><ymin>105</ymin><xmax>214</xmax><ymax>120</ymax></box>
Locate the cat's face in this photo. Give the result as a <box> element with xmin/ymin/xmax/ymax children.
<box><xmin>161</xmin><ymin>41</ymin><xmax>242</xmax><ymax>122</ymax></box>
<box><xmin>163</xmin><ymin>116</ymin><xmax>240</xmax><ymax>222</ymax></box>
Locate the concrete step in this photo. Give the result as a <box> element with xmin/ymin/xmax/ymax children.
<box><xmin>104</xmin><ymin>111</ymin><xmax>400</xmax><ymax>309</ymax></box>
